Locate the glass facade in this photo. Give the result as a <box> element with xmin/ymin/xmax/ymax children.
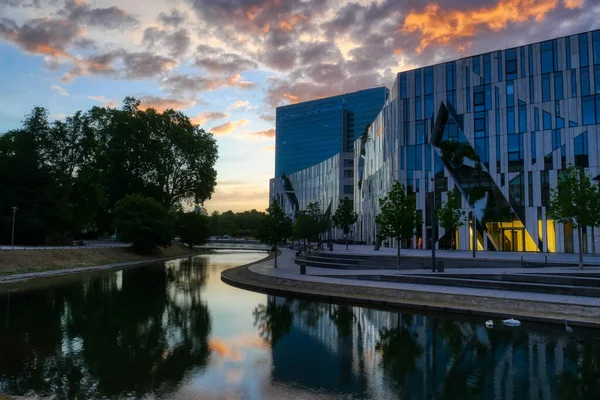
<box><xmin>275</xmin><ymin>87</ymin><xmax>388</xmax><ymax>176</ymax></box>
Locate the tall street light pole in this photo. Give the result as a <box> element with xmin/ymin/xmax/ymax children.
<box><xmin>431</xmin><ymin>174</ymin><xmax>436</xmax><ymax>272</ymax></box>
<box><xmin>11</xmin><ymin>206</ymin><xmax>18</xmax><ymax>249</ymax></box>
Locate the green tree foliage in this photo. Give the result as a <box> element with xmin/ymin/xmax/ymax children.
<box><xmin>176</xmin><ymin>211</ymin><xmax>210</xmax><ymax>248</ymax></box>
<box><xmin>210</xmin><ymin>209</ymin><xmax>266</xmax><ymax>238</ymax></box>
<box><xmin>548</xmin><ymin>165</ymin><xmax>596</xmax><ymax>268</ymax></box>
<box><xmin>294</xmin><ymin>201</ymin><xmax>328</xmax><ymax>248</ymax></box>
<box><xmin>0</xmin><ymin>98</ymin><xmax>218</xmax><ymax>245</ymax></box>
<box><xmin>113</xmin><ymin>194</ymin><xmax>175</xmax><ymax>253</ymax></box>
<box><xmin>436</xmin><ymin>189</ymin><xmax>466</xmax><ymax>249</ymax></box>
<box><xmin>332</xmin><ymin>197</ymin><xmax>358</xmax><ymax>250</ymax></box>
<box><xmin>256</xmin><ymin>200</ymin><xmax>293</xmax><ymax>267</ymax></box>
<box><xmin>375</xmin><ymin>182</ymin><xmax>422</xmax><ymax>268</ymax></box>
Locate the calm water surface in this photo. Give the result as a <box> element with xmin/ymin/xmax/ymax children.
<box><xmin>0</xmin><ymin>251</ymin><xmax>599</xmax><ymax>399</ymax></box>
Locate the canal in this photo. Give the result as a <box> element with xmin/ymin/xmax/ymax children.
<box><xmin>0</xmin><ymin>251</ymin><xmax>598</xmax><ymax>399</ymax></box>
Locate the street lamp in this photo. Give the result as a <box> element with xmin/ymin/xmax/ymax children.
<box><xmin>11</xmin><ymin>206</ymin><xmax>18</xmax><ymax>249</ymax></box>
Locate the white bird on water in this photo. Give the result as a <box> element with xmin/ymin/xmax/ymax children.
<box><xmin>565</xmin><ymin>320</ymin><xmax>573</xmax><ymax>333</ymax></box>
<box><xmin>502</xmin><ymin>318</ymin><xmax>521</xmax><ymax>327</ymax></box>
<box><xmin>485</xmin><ymin>320</ymin><xmax>494</xmax><ymax>328</ymax></box>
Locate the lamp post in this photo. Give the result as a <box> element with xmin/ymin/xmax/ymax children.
<box><xmin>431</xmin><ymin>175</ymin><xmax>436</xmax><ymax>272</ymax></box>
<box><xmin>11</xmin><ymin>206</ymin><xmax>18</xmax><ymax>249</ymax></box>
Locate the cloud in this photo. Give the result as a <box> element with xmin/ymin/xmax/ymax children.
<box><xmin>158</xmin><ymin>9</ymin><xmax>186</xmax><ymax>27</ymax></box>
<box><xmin>401</xmin><ymin>0</ymin><xmax>571</xmax><ymax>54</ymax></box>
<box><xmin>0</xmin><ymin>17</ymin><xmax>80</xmax><ymax>59</ymax></box>
<box><xmin>122</xmin><ymin>51</ymin><xmax>177</xmax><ymax>79</ymax></box>
<box><xmin>161</xmin><ymin>73</ymin><xmax>253</xmax><ymax>98</ymax></box>
<box><xmin>138</xmin><ymin>95</ymin><xmax>197</xmax><ymax>112</ymax></box>
<box><xmin>88</xmin><ymin>95</ymin><xmax>116</xmax><ymax>107</ymax></box>
<box><xmin>195</xmin><ymin>44</ymin><xmax>258</xmax><ymax>75</ymax></box>
<box><xmin>62</xmin><ymin>1</ymin><xmax>138</xmax><ymax>30</ymax></box>
<box><xmin>564</xmin><ymin>0</ymin><xmax>584</xmax><ymax>9</ymax></box>
<box><xmin>50</xmin><ymin>84</ymin><xmax>68</xmax><ymax>96</ymax></box>
<box><xmin>210</xmin><ymin>119</ymin><xmax>251</xmax><ymax>135</ymax></box>
<box><xmin>263</xmin><ymin>145</ymin><xmax>275</xmax><ymax>152</ymax></box>
<box><xmin>227</xmin><ymin>100</ymin><xmax>254</xmax><ymax>111</ymax></box>
<box><xmin>248</xmin><ymin>128</ymin><xmax>275</xmax><ymax>138</ymax></box>
<box><xmin>191</xmin><ymin>111</ymin><xmax>228</xmax><ymax>126</ymax></box>
<box><xmin>143</xmin><ymin>27</ymin><xmax>191</xmax><ymax>58</ymax></box>
<box><xmin>258</xmin><ymin>112</ymin><xmax>275</xmax><ymax>122</ymax></box>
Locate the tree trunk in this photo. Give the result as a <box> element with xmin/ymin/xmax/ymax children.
<box><xmin>397</xmin><ymin>239</ymin><xmax>401</xmax><ymax>270</ymax></box>
<box><xmin>592</xmin><ymin>228</ymin><xmax>596</xmax><ymax>256</ymax></box>
<box><xmin>274</xmin><ymin>245</ymin><xmax>278</xmax><ymax>268</ymax></box>
<box><xmin>578</xmin><ymin>226</ymin><xmax>584</xmax><ymax>269</ymax></box>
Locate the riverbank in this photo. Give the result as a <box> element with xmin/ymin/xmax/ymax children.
<box><xmin>222</xmin><ymin>249</ymin><xmax>600</xmax><ymax>328</ymax></box>
<box><xmin>0</xmin><ymin>245</ymin><xmax>200</xmax><ymax>279</ymax></box>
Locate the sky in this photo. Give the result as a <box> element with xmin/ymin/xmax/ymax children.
<box><xmin>0</xmin><ymin>0</ymin><xmax>598</xmax><ymax>213</ymax></box>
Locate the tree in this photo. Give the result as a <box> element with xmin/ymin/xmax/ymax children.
<box><xmin>176</xmin><ymin>211</ymin><xmax>210</xmax><ymax>248</ymax></box>
<box><xmin>256</xmin><ymin>200</ymin><xmax>293</xmax><ymax>268</ymax></box>
<box><xmin>375</xmin><ymin>182</ymin><xmax>422</xmax><ymax>268</ymax></box>
<box><xmin>436</xmin><ymin>189</ymin><xmax>466</xmax><ymax>250</ymax></box>
<box><xmin>113</xmin><ymin>194</ymin><xmax>175</xmax><ymax>253</ymax></box>
<box><xmin>548</xmin><ymin>165</ymin><xmax>595</xmax><ymax>269</ymax></box>
<box><xmin>589</xmin><ymin>184</ymin><xmax>600</xmax><ymax>256</ymax></box>
<box><xmin>252</xmin><ymin>297</ymin><xmax>293</xmax><ymax>347</ymax></box>
<box><xmin>332</xmin><ymin>197</ymin><xmax>358</xmax><ymax>250</ymax></box>
<box><xmin>294</xmin><ymin>201</ymin><xmax>328</xmax><ymax>249</ymax></box>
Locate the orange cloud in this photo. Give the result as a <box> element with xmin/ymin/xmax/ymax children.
<box><xmin>209</xmin><ymin>339</ymin><xmax>242</xmax><ymax>360</ymax></box>
<box><xmin>282</xmin><ymin>93</ymin><xmax>300</xmax><ymax>103</ymax></box>
<box><xmin>191</xmin><ymin>111</ymin><xmax>229</xmax><ymax>126</ymax></box>
<box><xmin>138</xmin><ymin>96</ymin><xmax>196</xmax><ymax>112</ymax></box>
<box><xmin>278</xmin><ymin>14</ymin><xmax>309</xmax><ymax>32</ymax></box>
<box><xmin>402</xmin><ymin>0</ymin><xmax>562</xmax><ymax>54</ymax></box>
<box><xmin>563</xmin><ymin>0</ymin><xmax>583</xmax><ymax>8</ymax></box>
<box><xmin>263</xmin><ymin>145</ymin><xmax>275</xmax><ymax>152</ymax></box>
<box><xmin>210</xmin><ymin>118</ymin><xmax>251</xmax><ymax>135</ymax></box>
<box><xmin>249</xmin><ymin>128</ymin><xmax>275</xmax><ymax>138</ymax></box>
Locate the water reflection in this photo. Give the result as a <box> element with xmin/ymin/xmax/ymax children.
<box><xmin>0</xmin><ymin>257</ymin><xmax>211</xmax><ymax>399</ymax></box>
<box><xmin>0</xmin><ymin>251</ymin><xmax>599</xmax><ymax>399</ymax></box>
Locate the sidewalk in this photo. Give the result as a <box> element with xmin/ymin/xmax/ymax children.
<box><xmin>326</xmin><ymin>243</ymin><xmax>600</xmax><ymax>265</ymax></box>
<box><xmin>249</xmin><ymin>248</ymin><xmax>600</xmax><ymax>309</ymax></box>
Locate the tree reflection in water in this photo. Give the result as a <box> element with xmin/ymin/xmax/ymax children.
<box><xmin>0</xmin><ymin>256</ymin><xmax>211</xmax><ymax>399</ymax></box>
<box><xmin>556</xmin><ymin>341</ymin><xmax>600</xmax><ymax>399</ymax></box>
<box><xmin>252</xmin><ymin>297</ymin><xmax>293</xmax><ymax>347</ymax></box>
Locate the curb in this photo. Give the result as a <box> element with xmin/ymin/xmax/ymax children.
<box><xmin>221</xmin><ymin>264</ymin><xmax>600</xmax><ymax>329</ymax></box>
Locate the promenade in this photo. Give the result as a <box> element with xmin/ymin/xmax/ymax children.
<box><xmin>222</xmin><ymin>245</ymin><xmax>600</xmax><ymax>327</ymax></box>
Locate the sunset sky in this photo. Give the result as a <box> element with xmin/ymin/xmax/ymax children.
<box><xmin>1</xmin><ymin>0</ymin><xmax>598</xmax><ymax>213</ymax></box>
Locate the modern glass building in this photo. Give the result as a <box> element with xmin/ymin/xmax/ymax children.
<box><xmin>271</xmin><ymin>29</ymin><xmax>600</xmax><ymax>253</ymax></box>
<box><xmin>355</xmin><ymin>29</ymin><xmax>600</xmax><ymax>253</ymax></box>
<box><xmin>275</xmin><ymin>87</ymin><xmax>389</xmax><ymax>177</ymax></box>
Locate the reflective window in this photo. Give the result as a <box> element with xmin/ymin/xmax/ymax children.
<box><xmin>447</xmin><ymin>91</ymin><xmax>456</xmax><ymax>109</ymax></box>
<box><xmin>540</xmin><ymin>41</ymin><xmax>554</xmax><ymax>74</ymax></box>
<box><xmin>424</xmin><ymin>67</ymin><xmax>434</xmax><ymax>95</ymax></box>
<box><xmin>446</xmin><ymin>62</ymin><xmax>455</xmax><ymax>91</ymax></box>
<box><xmin>569</xmin><ymin>120</ymin><xmax>578</xmax><ymax>127</ymax></box>
<box><xmin>571</xmin><ymin>69</ymin><xmax>577</xmax><ymax>97</ymax></box>
<box><xmin>425</xmin><ymin>95</ymin><xmax>433</xmax><ymax>119</ymax></box>
<box><xmin>554</xmin><ymin>72</ymin><xmax>563</xmax><ymax>100</ymax></box>
<box><xmin>425</xmin><ymin>144</ymin><xmax>431</xmax><ymax>171</ymax></box>
<box><xmin>507</xmin><ymin>107</ymin><xmax>515</xmax><ymax>134</ymax></box>
<box><xmin>474</xmin><ymin>111</ymin><xmax>487</xmax><ymax>137</ymax></box>
<box><xmin>475</xmin><ymin>137</ymin><xmax>489</xmax><ymax>165</ymax></box>
<box><xmin>594</xmin><ymin>30</ymin><xmax>600</xmax><ymax>65</ymax></box>
<box><xmin>582</xmin><ymin>96</ymin><xmax>595</xmax><ymax>125</ymax></box>
<box><xmin>416</xmin><ymin>121</ymin><xmax>425</xmax><ymax>144</ymax></box>
<box><xmin>400</xmin><ymin>73</ymin><xmax>407</xmax><ymax>99</ymax></box>
<box><xmin>343</xmin><ymin>170</ymin><xmax>354</xmax><ymax>178</ymax></box>
<box><xmin>519</xmin><ymin>101</ymin><xmax>527</xmax><ymax>133</ymax></box>
<box><xmin>496</xmin><ymin>134</ymin><xmax>501</xmax><ymax>171</ymax></box>
<box><xmin>474</xmin><ymin>86</ymin><xmax>485</xmax><ymax>111</ymax></box>
<box><xmin>542</xmin><ymin>74</ymin><xmax>551</xmax><ymax>102</ymax></box>
<box><xmin>581</xmin><ymin>67</ymin><xmax>590</xmax><ymax>96</ymax></box>
<box><xmin>506</xmin><ymin>48</ymin><xmax>517</xmax><ymax>80</ymax></box>
<box><xmin>344</xmin><ymin>185</ymin><xmax>353</xmax><ymax>194</ymax></box>
<box><xmin>415</xmin><ymin>145</ymin><xmax>422</xmax><ymax>170</ymax></box>
<box><xmin>507</xmin><ymin>81</ymin><xmax>515</xmax><ymax>107</ymax></box>
<box><xmin>595</xmin><ymin>65</ymin><xmax>600</xmax><ymax>94</ymax></box>
<box><xmin>531</xmin><ymin>131</ymin><xmax>536</xmax><ymax>164</ymax></box>
<box><xmin>556</xmin><ymin>116</ymin><xmax>564</xmax><ymax>128</ymax></box>
<box><xmin>566</xmin><ymin>37</ymin><xmax>571</xmax><ymax>70</ymax></box>
<box><xmin>484</xmin><ymin>54</ymin><xmax>491</xmax><ymax>84</ymax></box>
<box><xmin>498</xmin><ymin>50</ymin><xmax>503</xmax><ymax>81</ymax></box>
<box><xmin>466</xmin><ymin>66</ymin><xmax>471</xmax><ymax>113</ymax></box>
<box><xmin>528</xmin><ymin>45</ymin><xmax>534</xmax><ymax>76</ymax></box>
<box><xmin>543</xmin><ymin>111</ymin><xmax>552</xmax><ymax>130</ymax></box>
<box><xmin>551</xmin><ymin>129</ymin><xmax>561</xmax><ymax>150</ymax></box>
<box><xmin>415</xmin><ymin>69</ymin><xmax>421</xmax><ymax>96</ymax></box>
<box><xmin>508</xmin><ymin>134</ymin><xmax>524</xmax><ymax>172</ymax></box>
<box><xmin>574</xmin><ymin>131</ymin><xmax>589</xmax><ymax>167</ymax></box>
<box><xmin>534</xmin><ymin>107</ymin><xmax>540</xmax><ymax>130</ymax></box>
<box><xmin>529</xmin><ymin>77</ymin><xmax>535</xmax><ymax>103</ymax></box>
<box><xmin>495</xmin><ymin>108</ymin><xmax>500</xmax><ymax>135</ymax></box>
<box><xmin>596</xmin><ymin>95</ymin><xmax>600</xmax><ymax>125</ymax></box>
<box><xmin>541</xmin><ymin>170</ymin><xmax>550</xmax><ymax>207</ymax></box>
<box><xmin>579</xmin><ymin>33</ymin><xmax>589</xmax><ymax>67</ymax></box>
<box><xmin>473</xmin><ymin>56</ymin><xmax>480</xmax><ymax>75</ymax></box>
<box><xmin>415</xmin><ymin>97</ymin><xmax>422</xmax><ymax>120</ymax></box>
<box><xmin>520</xmin><ymin>46</ymin><xmax>526</xmax><ymax>77</ymax></box>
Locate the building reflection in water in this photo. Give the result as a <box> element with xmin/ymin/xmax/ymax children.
<box><xmin>261</xmin><ymin>296</ymin><xmax>599</xmax><ymax>400</ymax></box>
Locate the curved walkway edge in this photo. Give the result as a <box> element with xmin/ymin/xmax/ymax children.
<box><xmin>222</xmin><ymin>250</ymin><xmax>600</xmax><ymax>329</ymax></box>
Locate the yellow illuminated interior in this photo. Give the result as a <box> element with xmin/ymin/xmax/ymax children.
<box><xmin>546</xmin><ymin>219</ymin><xmax>556</xmax><ymax>253</ymax></box>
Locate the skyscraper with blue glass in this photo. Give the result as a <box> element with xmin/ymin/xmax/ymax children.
<box><xmin>275</xmin><ymin>87</ymin><xmax>389</xmax><ymax>177</ymax></box>
<box><xmin>355</xmin><ymin>29</ymin><xmax>600</xmax><ymax>254</ymax></box>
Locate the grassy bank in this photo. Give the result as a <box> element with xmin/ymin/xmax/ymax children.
<box><xmin>0</xmin><ymin>245</ymin><xmax>199</xmax><ymax>276</ymax></box>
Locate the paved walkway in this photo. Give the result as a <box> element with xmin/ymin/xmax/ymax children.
<box><xmin>249</xmin><ymin>248</ymin><xmax>600</xmax><ymax>308</ymax></box>
<box><xmin>326</xmin><ymin>243</ymin><xmax>600</xmax><ymax>265</ymax></box>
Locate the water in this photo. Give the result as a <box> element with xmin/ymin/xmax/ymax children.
<box><xmin>0</xmin><ymin>251</ymin><xmax>598</xmax><ymax>399</ymax></box>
